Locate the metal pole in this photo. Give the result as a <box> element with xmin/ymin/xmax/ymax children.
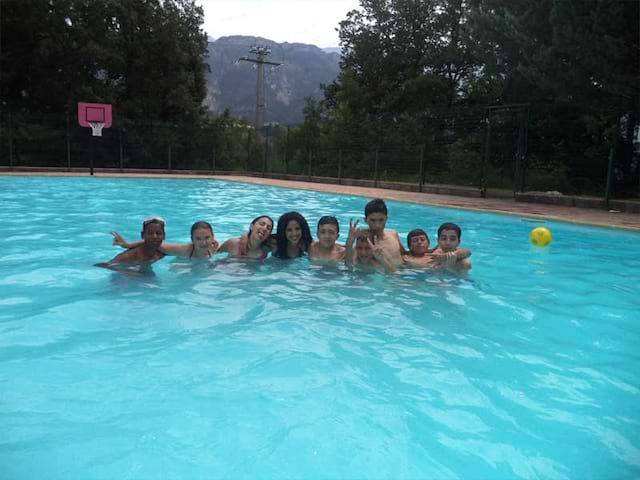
<box><xmin>307</xmin><ymin>149</ymin><xmax>312</xmax><ymax>180</ymax></box>
<box><xmin>374</xmin><ymin>147</ymin><xmax>379</xmax><ymax>187</ymax></box>
<box><xmin>480</xmin><ymin>112</ymin><xmax>491</xmax><ymax>198</ymax></box>
<box><xmin>338</xmin><ymin>149</ymin><xmax>343</xmax><ymax>184</ymax></box>
<box><xmin>90</xmin><ymin>136</ymin><xmax>94</xmax><ymax>176</ymax></box>
<box><xmin>212</xmin><ymin>147</ymin><xmax>216</xmax><ymax>172</ymax></box>
<box><xmin>513</xmin><ymin>109</ymin><xmax>524</xmax><ymax>197</ymax></box>
<box><xmin>418</xmin><ymin>145</ymin><xmax>425</xmax><ymax>192</ymax></box>
<box><xmin>168</xmin><ymin>144</ymin><xmax>172</xmax><ymax>170</ymax></box>
<box><xmin>119</xmin><ymin>128</ymin><xmax>124</xmax><ymax>171</ymax></box>
<box><xmin>262</xmin><ymin>127</ymin><xmax>268</xmax><ymax>176</ymax></box>
<box><xmin>285</xmin><ymin>125</ymin><xmax>290</xmax><ymax>175</ymax></box>
<box><xmin>8</xmin><ymin>109</ymin><xmax>13</xmax><ymax>168</ymax></box>
<box><xmin>246</xmin><ymin>130</ymin><xmax>252</xmax><ymax>172</ymax></box>
<box><xmin>521</xmin><ymin>105</ymin><xmax>530</xmax><ymax>193</ymax></box>
<box><xmin>604</xmin><ymin>146</ymin><xmax>615</xmax><ymax>209</ymax></box>
<box><xmin>66</xmin><ymin>113</ymin><xmax>71</xmax><ymax>171</ymax></box>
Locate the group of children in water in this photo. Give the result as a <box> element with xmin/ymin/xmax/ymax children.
<box><xmin>96</xmin><ymin>198</ymin><xmax>472</xmax><ymax>274</ymax></box>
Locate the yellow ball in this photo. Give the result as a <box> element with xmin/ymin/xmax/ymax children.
<box><xmin>530</xmin><ymin>227</ymin><xmax>552</xmax><ymax>247</ymax></box>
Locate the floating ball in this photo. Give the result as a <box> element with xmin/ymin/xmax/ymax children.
<box><xmin>530</xmin><ymin>227</ymin><xmax>552</xmax><ymax>247</ymax></box>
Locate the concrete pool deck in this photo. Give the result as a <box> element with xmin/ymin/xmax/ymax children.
<box><xmin>2</xmin><ymin>170</ymin><xmax>639</xmax><ymax>231</ymax></box>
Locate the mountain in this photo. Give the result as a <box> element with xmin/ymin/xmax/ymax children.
<box><xmin>203</xmin><ymin>36</ymin><xmax>340</xmax><ymax>125</ymax></box>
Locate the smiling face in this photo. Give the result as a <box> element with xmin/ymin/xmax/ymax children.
<box><xmin>250</xmin><ymin>216</ymin><xmax>273</xmax><ymax>243</ymax></box>
<box><xmin>437</xmin><ymin>229</ymin><xmax>460</xmax><ymax>252</ymax></box>
<box><xmin>191</xmin><ymin>227</ymin><xmax>214</xmax><ymax>252</ymax></box>
<box><xmin>285</xmin><ymin>219</ymin><xmax>302</xmax><ymax>246</ymax></box>
<box><xmin>317</xmin><ymin>223</ymin><xmax>339</xmax><ymax>249</ymax></box>
<box><xmin>142</xmin><ymin>222</ymin><xmax>165</xmax><ymax>249</ymax></box>
<box><xmin>409</xmin><ymin>234</ymin><xmax>429</xmax><ymax>256</ymax></box>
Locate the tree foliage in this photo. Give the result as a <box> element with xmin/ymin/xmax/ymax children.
<box><xmin>1</xmin><ymin>0</ymin><xmax>208</xmax><ymax>124</ymax></box>
<box><xmin>296</xmin><ymin>0</ymin><xmax>639</xmax><ymax>194</ymax></box>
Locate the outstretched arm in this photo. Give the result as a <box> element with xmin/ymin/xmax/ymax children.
<box><xmin>111</xmin><ymin>231</ymin><xmax>141</xmax><ymax>249</ymax></box>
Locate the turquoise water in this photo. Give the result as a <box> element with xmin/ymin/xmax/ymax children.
<box><xmin>1</xmin><ymin>176</ymin><xmax>639</xmax><ymax>479</ymax></box>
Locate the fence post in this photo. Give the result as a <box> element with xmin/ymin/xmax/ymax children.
<box><xmin>338</xmin><ymin>149</ymin><xmax>343</xmax><ymax>184</ymax></box>
<box><xmin>374</xmin><ymin>147</ymin><xmax>379</xmax><ymax>187</ymax></box>
<box><xmin>418</xmin><ymin>145</ymin><xmax>425</xmax><ymax>192</ymax></box>
<box><xmin>285</xmin><ymin>126</ymin><xmax>290</xmax><ymax>175</ymax></box>
<box><xmin>262</xmin><ymin>131</ymin><xmax>268</xmax><ymax>176</ymax></box>
<box><xmin>604</xmin><ymin>146</ymin><xmax>616</xmax><ymax>209</ymax></box>
<box><xmin>8</xmin><ymin>109</ymin><xmax>14</xmax><ymax>168</ymax></box>
<box><xmin>513</xmin><ymin>107</ymin><xmax>529</xmax><ymax>196</ymax></box>
<box><xmin>119</xmin><ymin>128</ymin><xmax>124</xmax><ymax>172</ymax></box>
<box><xmin>66</xmin><ymin>113</ymin><xmax>71</xmax><ymax>171</ymax></box>
<box><xmin>246</xmin><ymin>130</ymin><xmax>252</xmax><ymax>172</ymax></box>
<box><xmin>307</xmin><ymin>149</ymin><xmax>312</xmax><ymax>181</ymax></box>
<box><xmin>480</xmin><ymin>112</ymin><xmax>492</xmax><ymax>198</ymax></box>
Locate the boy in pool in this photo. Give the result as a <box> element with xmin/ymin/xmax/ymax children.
<box><xmin>430</xmin><ymin>222</ymin><xmax>472</xmax><ymax>272</ymax></box>
<box><xmin>403</xmin><ymin>228</ymin><xmax>470</xmax><ymax>269</ymax></box>
<box><xmin>345</xmin><ymin>219</ymin><xmax>396</xmax><ymax>272</ymax></box>
<box><xmin>360</xmin><ymin>198</ymin><xmax>404</xmax><ymax>268</ymax></box>
<box><xmin>96</xmin><ymin>217</ymin><xmax>166</xmax><ymax>273</ymax></box>
<box><xmin>309</xmin><ymin>216</ymin><xmax>346</xmax><ymax>261</ymax></box>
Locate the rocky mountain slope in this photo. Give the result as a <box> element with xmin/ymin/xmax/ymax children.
<box><xmin>204</xmin><ymin>36</ymin><xmax>341</xmax><ymax>125</ymax></box>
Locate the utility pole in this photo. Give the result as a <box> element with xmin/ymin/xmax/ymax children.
<box><xmin>239</xmin><ymin>46</ymin><xmax>281</xmax><ymax>141</ymax></box>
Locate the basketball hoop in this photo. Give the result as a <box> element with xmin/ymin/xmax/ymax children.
<box><xmin>89</xmin><ymin>122</ymin><xmax>105</xmax><ymax>137</ymax></box>
<box><xmin>78</xmin><ymin>102</ymin><xmax>112</xmax><ymax>134</ymax></box>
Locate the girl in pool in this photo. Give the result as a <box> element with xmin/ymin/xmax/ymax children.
<box><xmin>272</xmin><ymin>211</ymin><xmax>313</xmax><ymax>259</ymax></box>
<box><xmin>111</xmin><ymin>221</ymin><xmax>219</xmax><ymax>260</ymax></box>
<box><xmin>218</xmin><ymin>215</ymin><xmax>274</xmax><ymax>259</ymax></box>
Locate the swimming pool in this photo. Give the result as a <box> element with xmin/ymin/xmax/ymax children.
<box><xmin>1</xmin><ymin>176</ymin><xmax>639</xmax><ymax>479</ymax></box>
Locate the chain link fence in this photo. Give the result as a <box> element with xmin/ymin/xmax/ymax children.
<box><xmin>1</xmin><ymin>105</ymin><xmax>638</xmax><ymax>203</ymax></box>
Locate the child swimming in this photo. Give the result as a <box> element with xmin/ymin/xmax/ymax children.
<box><xmin>272</xmin><ymin>211</ymin><xmax>313</xmax><ymax>259</ymax></box>
<box><xmin>361</xmin><ymin>198</ymin><xmax>404</xmax><ymax>268</ymax></box>
<box><xmin>402</xmin><ymin>227</ymin><xmax>469</xmax><ymax>269</ymax></box>
<box><xmin>430</xmin><ymin>222</ymin><xmax>472</xmax><ymax>272</ymax></box>
<box><xmin>309</xmin><ymin>216</ymin><xmax>345</xmax><ymax>261</ymax></box>
<box><xmin>218</xmin><ymin>215</ymin><xmax>274</xmax><ymax>259</ymax></box>
<box><xmin>345</xmin><ymin>218</ymin><xmax>396</xmax><ymax>272</ymax></box>
<box><xmin>96</xmin><ymin>217</ymin><xmax>166</xmax><ymax>273</ymax></box>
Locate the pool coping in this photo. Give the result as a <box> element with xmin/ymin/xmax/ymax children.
<box><xmin>2</xmin><ymin>170</ymin><xmax>639</xmax><ymax>231</ymax></box>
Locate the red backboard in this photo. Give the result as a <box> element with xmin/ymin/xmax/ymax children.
<box><xmin>78</xmin><ymin>102</ymin><xmax>112</xmax><ymax>128</ymax></box>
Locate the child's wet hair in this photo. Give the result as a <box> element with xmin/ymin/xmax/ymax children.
<box><xmin>190</xmin><ymin>221</ymin><xmax>213</xmax><ymax>239</ymax></box>
<box><xmin>355</xmin><ymin>231</ymin><xmax>371</xmax><ymax>243</ymax></box>
<box><xmin>364</xmin><ymin>198</ymin><xmax>388</xmax><ymax>217</ymax></box>
<box><xmin>407</xmin><ymin>228</ymin><xmax>429</xmax><ymax>246</ymax></box>
<box><xmin>274</xmin><ymin>211</ymin><xmax>313</xmax><ymax>259</ymax></box>
<box><xmin>317</xmin><ymin>215</ymin><xmax>339</xmax><ymax>233</ymax></box>
<box><xmin>141</xmin><ymin>216</ymin><xmax>165</xmax><ymax>235</ymax></box>
<box><xmin>437</xmin><ymin>222</ymin><xmax>462</xmax><ymax>239</ymax></box>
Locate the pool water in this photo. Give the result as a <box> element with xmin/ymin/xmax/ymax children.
<box><xmin>1</xmin><ymin>176</ymin><xmax>639</xmax><ymax>479</ymax></box>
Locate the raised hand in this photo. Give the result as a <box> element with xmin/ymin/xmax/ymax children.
<box><xmin>347</xmin><ymin>218</ymin><xmax>360</xmax><ymax>244</ymax></box>
<box><xmin>368</xmin><ymin>237</ymin><xmax>384</xmax><ymax>259</ymax></box>
<box><xmin>111</xmin><ymin>231</ymin><xmax>129</xmax><ymax>248</ymax></box>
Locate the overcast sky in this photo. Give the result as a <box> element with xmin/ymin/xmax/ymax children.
<box><xmin>198</xmin><ymin>0</ymin><xmax>360</xmax><ymax>48</ymax></box>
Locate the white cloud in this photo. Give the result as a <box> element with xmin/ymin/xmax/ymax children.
<box><xmin>198</xmin><ymin>0</ymin><xmax>360</xmax><ymax>47</ymax></box>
